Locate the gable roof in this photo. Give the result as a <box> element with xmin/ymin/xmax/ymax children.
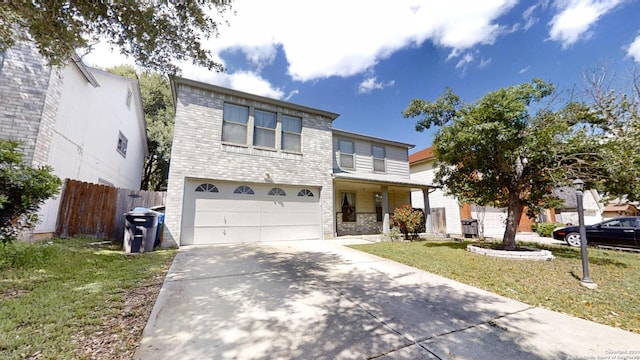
<box><xmin>170</xmin><ymin>76</ymin><xmax>340</xmax><ymax>121</ymax></box>
<box><xmin>332</xmin><ymin>129</ymin><xmax>414</xmax><ymax>149</ymax></box>
<box><xmin>409</xmin><ymin>146</ymin><xmax>435</xmax><ymax>164</ymax></box>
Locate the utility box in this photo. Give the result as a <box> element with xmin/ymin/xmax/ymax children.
<box><xmin>461</xmin><ymin>219</ymin><xmax>479</xmax><ymax>238</ymax></box>
<box><xmin>123</xmin><ymin>210</ymin><xmax>159</xmax><ymax>253</ymax></box>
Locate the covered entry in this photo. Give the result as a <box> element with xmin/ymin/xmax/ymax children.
<box><xmin>182</xmin><ymin>179</ymin><xmax>322</xmax><ymax>245</ymax></box>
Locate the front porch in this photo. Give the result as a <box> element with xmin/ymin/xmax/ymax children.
<box><xmin>333</xmin><ymin>173</ymin><xmax>432</xmax><ymax>236</ymax></box>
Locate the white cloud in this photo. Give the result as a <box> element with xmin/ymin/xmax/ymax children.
<box><xmin>358</xmin><ymin>76</ymin><xmax>395</xmax><ymax>94</ymax></box>
<box><xmin>456</xmin><ymin>53</ymin><xmax>474</xmax><ymax>69</ymax></box>
<box><xmin>479</xmin><ymin>57</ymin><xmax>492</xmax><ymax>68</ymax></box>
<box><xmin>548</xmin><ymin>0</ymin><xmax>624</xmax><ymax>48</ymax></box>
<box><xmin>519</xmin><ymin>65</ymin><xmax>531</xmax><ymax>74</ymax></box>
<box><xmin>213</xmin><ymin>0</ymin><xmax>518</xmax><ymax>81</ymax></box>
<box><xmin>627</xmin><ymin>35</ymin><xmax>640</xmax><ymax>63</ymax></box>
<box><xmin>81</xmin><ymin>1</ymin><xmax>520</xmax><ymax>92</ymax></box>
<box><xmin>522</xmin><ymin>4</ymin><xmax>541</xmax><ymax>30</ymax></box>
<box><xmin>80</xmin><ymin>42</ymin><xmax>135</xmax><ymax>70</ymax></box>
<box><xmin>181</xmin><ymin>64</ymin><xmax>285</xmax><ymax>99</ymax></box>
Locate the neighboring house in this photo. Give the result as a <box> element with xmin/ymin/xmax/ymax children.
<box><xmin>551</xmin><ymin>187</ymin><xmax>603</xmax><ymax>225</ymax></box>
<box><xmin>164</xmin><ymin>77</ymin><xmax>431</xmax><ymax>247</ymax></box>
<box><xmin>409</xmin><ymin>146</ymin><xmax>602</xmax><ymax>237</ymax></box>
<box><xmin>0</xmin><ymin>43</ymin><xmax>147</xmax><ymax>239</ymax></box>
<box><xmin>602</xmin><ymin>203</ymin><xmax>638</xmax><ymax>219</ymax></box>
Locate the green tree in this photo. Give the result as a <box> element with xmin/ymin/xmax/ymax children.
<box><xmin>0</xmin><ymin>1</ymin><xmax>231</xmax><ymax>74</ymax></box>
<box><xmin>582</xmin><ymin>68</ymin><xmax>640</xmax><ymax>200</ymax></box>
<box><xmin>403</xmin><ymin>79</ymin><xmax>602</xmax><ymax>250</ymax></box>
<box><xmin>108</xmin><ymin>65</ymin><xmax>174</xmax><ymax>191</ymax></box>
<box><xmin>0</xmin><ymin>140</ymin><xmax>62</xmax><ymax>244</ymax></box>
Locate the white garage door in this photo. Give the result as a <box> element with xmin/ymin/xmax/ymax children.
<box><xmin>182</xmin><ymin>180</ymin><xmax>322</xmax><ymax>245</ymax></box>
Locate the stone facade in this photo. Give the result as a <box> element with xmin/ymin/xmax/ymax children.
<box><xmin>0</xmin><ymin>43</ymin><xmax>62</xmax><ymax>166</ymax></box>
<box><xmin>336</xmin><ymin>213</ymin><xmax>381</xmax><ymax>235</ymax></box>
<box><xmin>164</xmin><ymin>79</ymin><xmax>337</xmax><ymax>247</ymax></box>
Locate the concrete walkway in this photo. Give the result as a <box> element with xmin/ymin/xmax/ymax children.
<box><xmin>135</xmin><ymin>240</ymin><xmax>639</xmax><ymax>360</ymax></box>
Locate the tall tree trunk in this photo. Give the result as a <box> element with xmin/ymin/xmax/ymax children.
<box><xmin>502</xmin><ymin>191</ymin><xmax>524</xmax><ymax>250</ymax></box>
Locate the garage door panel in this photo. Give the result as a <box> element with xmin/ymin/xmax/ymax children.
<box><xmin>186</xmin><ymin>180</ymin><xmax>321</xmax><ymax>244</ymax></box>
<box><xmin>196</xmin><ymin>198</ymin><xmax>261</xmax><ymax>212</ymax></box>
<box><xmin>261</xmin><ymin>211</ymin><xmax>319</xmax><ymax>226</ymax></box>
<box><xmin>260</xmin><ymin>201</ymin><xmax>319</xmax><ymax>212</ymax></box>
<box><xmin>193</xmin><ymin>226</ymin><xmax>261</xmax><ymax>244</ymax></box>
<box><xmin>261</xmin><ymin>225</ymin><xmax>321</xmax><ymax>241</ymax></box>
<box><xmin>194</xmin><ymin>211</ymin><xmax>261</xmax><ymax>227</ymax></box>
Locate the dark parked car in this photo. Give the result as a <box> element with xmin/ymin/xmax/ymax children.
<box><xmin>552</xmin><ymin>216</ymin><xmax>640</xmax><ymax>249</ymax></box>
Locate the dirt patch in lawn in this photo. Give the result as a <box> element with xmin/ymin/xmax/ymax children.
<box><xmin>71</xmin><ymin>271</ymin><xmax>167</xmax><ymax>359</ymax></box>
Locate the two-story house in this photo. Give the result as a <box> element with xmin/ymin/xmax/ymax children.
<box><xmin>163</xmin><ymin>77</ymin><xmax>432</xmax><ymax>247</ymax></box>
<box><xmin>0</xmin><ymin>42</ymin><xmax>147</xmax><ymax>239</ymax></box>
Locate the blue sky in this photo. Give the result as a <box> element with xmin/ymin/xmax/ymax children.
<box><xmin>85</xmin><ymin>0</ymin><xmax>640</xmax><ymax>154</ymax></box>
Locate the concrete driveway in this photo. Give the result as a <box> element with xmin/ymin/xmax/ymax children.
<box><xmin>135</xmin><ymin>240</ymin><xmax>640</xmax><ymax>360</ymax></box>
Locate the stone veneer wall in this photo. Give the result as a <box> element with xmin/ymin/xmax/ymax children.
<box><xmin>164</xmin><ymin>81</ymin><xmax>336</xmax><ymax>247</ymax></box>
<box><xmin>336</xmin><ymin>213</ymin><xmax>381</xmax><ymax>235</ymax></box>
<box><xmin>0</xmin><ymin>43</ymin><xmax>62</xmax><ymax>166</ymax></box>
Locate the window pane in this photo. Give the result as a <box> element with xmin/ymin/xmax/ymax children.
<box><xmin>254</xmin><ymin>128</ymin><xmax>275</xmax><ymax>148</ymax></box>
<box><xmin>282</xmin><ymin>115</ymin><xmax>302</xmax><ymax>133</ymax></box>
<box><xmin>339</xmin><ymin>140</ymin><xmax>354</xmax><ymax>154</ymax></box>
<box><xmin>340</xmin><ymin>153</ymin><xmax>354</xmax><ymax>168</ymax></box>
<box><xmin>372</xmin><ymin>145</ymin><xmax>385</xmax><ymax>159</ymax></box>
<box><xmin>282</xmin><ymin>133</ymin><xmax>301</xmax><ymax>152</ymax></box>
<box><xmin>342</xmin><ymin>192</ymin><xmax>356</xmax><ymax>222</ymax></box>
<box><xmin>255</xmin><ymin>110</ymin><xmax>276</xmax><ymax>128</ymax></box>
<box><xmin>222</xmin><ymin>122</ymin><xmax>247</xmax><ymax>143</ymax></box>
<box><xmin>374</xmin><ymin>158</ymin><xmax>385</xmax><ymax>172</ymax></box>
<box><xmin>223</xmin><ymin>103</ymin><xmax>249</xmax><ymax>124</ymax></box>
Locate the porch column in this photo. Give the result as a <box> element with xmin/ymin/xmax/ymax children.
<box><xmin>422</xmin><ymin>187</ymin><xmax>434</xmax><ymax>234</ymax></box>
<box><xmin>382</xmin><ymin>186</ymin><xmax>390</xmax><ymax>234</ymax></box>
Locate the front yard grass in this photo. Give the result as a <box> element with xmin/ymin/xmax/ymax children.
<box><xmin>0</xmin><ymin>237</ymin><xmax>177</xmax><ymax>359</ymax></box>
<box><xmin>350</xmin><ymin>240</ymin><xmax>640</xmax><ymax>333</ymax></box>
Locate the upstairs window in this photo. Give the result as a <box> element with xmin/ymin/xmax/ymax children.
<box><xmin>126</xmin><ymin>88</ymin><xmax>132</xmax><ymax>109</ymax></box>
<box><xmin>116</xmin><ymin>131</ymin><xmax>128</xmax><ymax>158</ymax></box>
<box><xmin>372</xmin><ymin>145</ymin><xmax>386</xmax><ymax>173</ymax></box>
<box><xmin>339</xmin><ymin>140</ymin><xmax>355</xmax><ymax>169</ymax></box>
<box><xmin>222</xmin><ymin>103</ymin><xmax>249</xmax><ymax>144</ymax></box>
<box><xmin>281</xmin><ymin>115</ymin><xmax>302</xmax><ymax>152</ymax></box>
<box><xmin>254</xmin><ymin>110</ymin><xmax>277</xmax><ymax>148</ymax></box>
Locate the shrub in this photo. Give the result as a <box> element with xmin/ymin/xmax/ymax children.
<box><xmin>0</xmin><ymin>139</ymin><xmax>62</xmax><ymax>244</ymax></box>
<box><xmin>391</xmin><ymin>205</ymin><xmax>424</xmax><ymax>241</ymax></box>
<box><xmin>535</xmin><ymin>222</ymin><xmax>565</xmax><ymax>237</ymax></box>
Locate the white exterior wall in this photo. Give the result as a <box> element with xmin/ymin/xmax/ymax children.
<box><xmin>410</xmin><ymin>161</ymin><xmax>461</xmax><ymax>234</ymax></box>
<box><xmin>35</xmin><ymin>66</ymin><xmax>146</xmax><ymax>234</ymax></box>
<box><xmin>332</xmin><ymin>135</ymin><xmax>410</xmax><ymax>178</ymax></box>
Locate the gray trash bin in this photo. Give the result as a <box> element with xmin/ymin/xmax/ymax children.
<box><xmin>461</xmin><ymin>219</ymin><xmax>478</xmax><ymax>238</ymax></box>
<box><xmin>123</xmin><ymin>210</ymin><xmax>159</xmax><ymax>253</ymax></box>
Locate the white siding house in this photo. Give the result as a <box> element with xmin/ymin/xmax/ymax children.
<box><xmin>0</xmin><ymin>43</ymin><xmax>147</xmax><ymax>238</ymax></box>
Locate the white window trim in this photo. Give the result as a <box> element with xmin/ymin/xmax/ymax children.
<box><xmin>339</xmin><ymin>140</ymin><xmax>355</xmax><ymax>170</ymax></box>
<box><xmin>372</xmin><ymin>144</ymin><xmax>386</xmax><ymax>173</ymax></box>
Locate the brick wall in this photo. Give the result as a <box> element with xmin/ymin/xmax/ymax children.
<box><xmin>164</xmin><ymin>82</ymin><xmax>336</xmax><ymax>246</ymax></box>
<box><xmin>0</xmin><ymin>43</ymin><xmax>55</xmax><ymax>166</ymax></box>
<box><xmin>336</xmin><ymin>213</ymin><xmax>381</xmax><ymax>235</ymax></box>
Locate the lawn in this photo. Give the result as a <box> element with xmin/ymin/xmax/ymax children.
<box><xmin>350</xmin><ymin>240</ymin><xmax>640</xmax><ymax>333</ymax></box>
<box><xmin>0</xmin><ymin>237</ymin><xmax>176</xmax><ymax>359</ymax></box>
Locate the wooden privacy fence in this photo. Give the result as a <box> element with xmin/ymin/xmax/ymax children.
<box><xmin>56</xmin><ymin>179</ymin><xmax>166</xmax><ymax>241</ymax></box>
